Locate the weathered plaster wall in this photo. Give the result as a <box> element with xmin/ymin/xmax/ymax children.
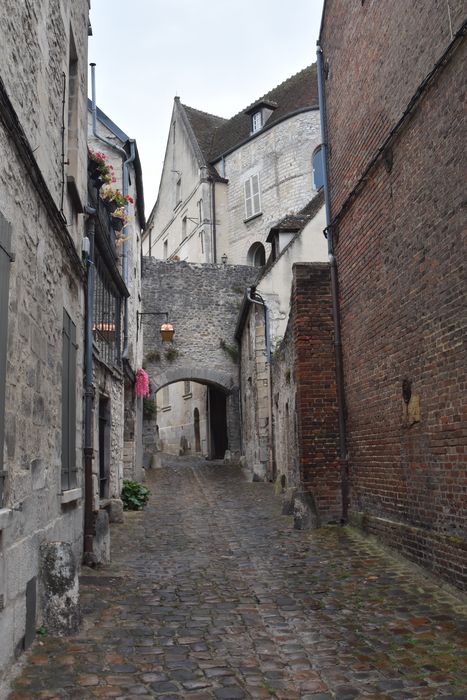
<box><xmin>156</xmin><ymin>381</ymin><xmax>209</xmax><ymax>456</ymax></box>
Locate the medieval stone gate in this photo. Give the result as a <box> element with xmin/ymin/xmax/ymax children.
<box><xmin>141</xmin><ymin>258</ymin><xmax>257</xmax><ymax>459</ymax></box>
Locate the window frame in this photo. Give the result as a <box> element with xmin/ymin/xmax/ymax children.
<box><xmin>312</xmin><ymin>145</ymin><xmax>325</xmax><ymax>191</ymax></box>
<box><xmin>251</xmin><ymin>111</ymin><xmax>263</xmax><ymax>133</ymax></box>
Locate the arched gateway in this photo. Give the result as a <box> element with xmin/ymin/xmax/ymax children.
<box><xmin>141</xmin><ymin>258</ymin><xmax>257</xmax><ymax>461</ymax></box>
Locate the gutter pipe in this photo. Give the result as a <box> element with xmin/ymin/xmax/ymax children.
<box><xmin>210</xmin><ymin>177</ymin><xmax>217</xmax><ymax>263</ymax></box>
<box><xmin>90</xmin><ymin>63</ymin><xmax>133</xmax><ymax>358</ymax></box>
<box><xmin>247</xmin><ymin>287</ymin><xmax>274</xmax><ymax>481</ymax></box>
<box><xmin>316</xmin><ymin>43</ymin><xmax>349</xmax><ymax>523</ymax></box>
<box><xmin>83</xmin><ymin>205</ymin><xmax>96</xmax><ymax>562</ymax></box>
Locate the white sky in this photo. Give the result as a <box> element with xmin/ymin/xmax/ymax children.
<box><xmin>88</xmin><ymin>0</ymin><xmax>325</xmax><ymax>216</ymax></box>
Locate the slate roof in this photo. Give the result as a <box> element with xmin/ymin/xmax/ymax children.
<box><xmin>181</xmin><ymin>64</ymin><xmax>318</xmax><ymax>165</ymax></box>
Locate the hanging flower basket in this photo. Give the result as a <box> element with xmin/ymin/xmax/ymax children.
<box><xmin>135</xmin><ymin>368</ymin><xmax>150</xmax><ymax>397</ymax></box>
<box><xmin>88</xmin><ymin>149</ymin><xmax>116</xmax><ymax>189</ymax></box>
<box><xmin>111</xmin><ymin>216</ymin><xmax>124</xmax><ymax>232</ymax></box>
<box><xmin>105</xmin><ymin>199</ymin><xmax>119</xmax><ymax>214</ymax></box>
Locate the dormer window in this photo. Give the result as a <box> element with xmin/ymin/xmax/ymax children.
<box><xmin>245</xmin><ymin>99</ymin><xmax>277</xmax><ymax>135</ymax></box>
<box><xmin>251</xmin><ymin>111</ymin><xmax>263</xmax><ymax>133</ymax></box>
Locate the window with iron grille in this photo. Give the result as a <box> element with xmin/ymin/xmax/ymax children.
<box><xmin>61</xmin><ymin>309</ymin><xmax>78</xmax><ymax>491</ymax></box>
<box><xmin>0</xmin><ymin>212</ymin><xmax>12</xmax><ymax>508</ymax></box>
<box><xmin>93</xmin><ymin>255</ymin><xmax>121</xmax><ymax>366</ymax></box>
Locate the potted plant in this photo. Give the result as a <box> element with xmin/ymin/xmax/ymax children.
<box><xmin>110</xmin><ymin>206</ymin><xmax>129</xmax><ymax>232</ymax></box>
<box><xmin>88</xmin><ymin>149</ymin><xmax>116</xmax><ymax>189</ymax></box>
<box><xmin>101</xmin><ymin>187</ymin><xmax>134</xmax><ymax>213</ymax></box>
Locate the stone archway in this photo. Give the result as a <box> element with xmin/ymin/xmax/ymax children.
<box><xmin>142</xmin><ymin>259</ymin><xmax>257</xmax><ymax>462</ymax></box>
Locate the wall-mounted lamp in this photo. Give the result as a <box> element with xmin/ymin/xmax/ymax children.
<box><xmin>136</xmin><ymin>311</ymin><xmax>174</xmax><ymax>342</ymax></box>
<box><xmin>221</xmin><ymin>253</ymin><xmax>228</xmax><ymax>265</ymax></box>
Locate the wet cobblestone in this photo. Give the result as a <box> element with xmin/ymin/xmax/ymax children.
<box><xmin>8</xmin><ymin>456</ymin><xmax>467</xmax><ymax>699</ymax></box>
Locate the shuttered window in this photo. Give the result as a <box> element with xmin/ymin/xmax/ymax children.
<box><xmin>61</xmin><ymin>309</ymin><xmax>77</xmax><ymax>491</ymax></box>
<box><xmin>0</xmin><ymin>212</ymin><xmax>12</xmax><ymax>508</ymax></box>
<box><xmin>244</xmin><ymin>174</ymin><xmax>261</xmax><ymax>219</ymax></box>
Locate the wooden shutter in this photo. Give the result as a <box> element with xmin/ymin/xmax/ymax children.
<box><xmin>251</xmin><ymin>175</ymin><xmax>260</xmax><ymax>215</ymax></box>
<box><xmin>244</xmin><ymin>178</ymin><xmax>252</xmax><ymax>219</ymax></box>
<box><xmin>61</xmin><ymin>310</ymin><xmax>77</xmax><ymax>490</ymax></box>
<box><xmin>0</xmin><ymin>212</ymin><xmax>12</xmax><ymax>508</ymax></box>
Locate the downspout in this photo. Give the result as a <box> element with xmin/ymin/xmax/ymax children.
<box><xmin>122</xmin><ymin>141</ymin><xmax>136</xmax><ymax>358</ymax></box>
<box><xmin>210</xmin><ymin>178</ymin><xmax>217</xmax><ymax>263</ymax></box>
<box><xmin>248</xmin><ymin>287</ymin><xmax>274</xmax><ymax>481</ymax></box>
<box><xmin>317</xmin><ymin>42</ymin><xmax>349</xmax><ymax>523</ymax></box>
<box><xmin>90</xmin><ymin>63</ymin><xmax>133</xmax><ymax>359</ymax></box>
<box><xmin>83</xmin><ymin>204</ymin><xmax>96</xmax><ymax>563</ymax></box>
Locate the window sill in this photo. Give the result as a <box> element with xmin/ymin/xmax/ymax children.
<box><xmin>0</xmin><ymin>508</ymin><xmax>13</xmax><ymax>530</ymax></box>
<box><xmin>61</xmin><ymin>488</ymin><xmax>82</xmax><ymax>505</ymax></box>
<box><xmin>244</xmin><ymin>212</ymin><xmax>262</xmax><ymax>224</ymax></box>
<box><xmin>183</xmin><ymin>393</ymin><xmax>192</xmax><ymax>399</ymax></box>
<box><xmin>161</xmin><ymin>405</ymin><xmax>172</xmax><ymax>412</ymax></box>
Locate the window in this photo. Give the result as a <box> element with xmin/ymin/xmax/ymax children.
<box><xmin>184</xmin><ymin>381</ymin><xmax>191</xmax><ymax>397</ymax></box>
<box><xmin>312</xmin><ymin>146</ymin><xmax>324</xmax><ymax>191</ymax></box>
<box><xmin>251</xmin><ymin>111</ymin><xmax>262</xmax><ymax>133</ymax></box>
<box><xmin>163</xmin><ymin>239</ymin><xmax>168</xmax><ymax>260</ymax></box>
<box><xmin>66</xmin><ymin>29</ymin><xmax>80</xmax><ymax>209</ymax></box>
<box><xmin>197</xmin><ymin>199</ymin><xmax>203</xmax><ymax>222</ymax></box>
<box><xmin>61</xmin><ymin>309</ymin><xmax>78</xmax><ymax>491</ymax></box>
<box><xmin>247</xmin><ymin>242</ymin><xmax>266</xmax><ymax>268</ymax></box>
<box><xmin>199</xmin><ymin>230</ymin><xmax>204</xmax><ymax>255</ymax></box>
<box><xmin>0</xmin><ymin>212</ymin><xmax>12</xmax><ymax>507</ymax></box>
<box><xmin>176</xmin><ymin>177</ymin><xmax>182</xmax><ymax>206</ymax></box>
<box><xmin>182</xmin><ymin>216</ymin><xmax>187</xmax><ymax>242</ymax></box>
<box><xmin>93</xmin><ymin>255</ymin><xmax>121</xmax><ymax>367</ymax></box>
<box><xmin>244</xmin><ymin>174</ymin><xmax>261</xmax><ymax>219</ymax></box>
<box><xmin>98</xmin><ymin>396</ymin><xmax>110</xmax><ymax>498</ymax></box>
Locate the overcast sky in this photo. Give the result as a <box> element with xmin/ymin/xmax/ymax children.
<box><xmin>88</xmin><ymin>1</ymin><xmax>325</xmax><ymax>216</ymax></box>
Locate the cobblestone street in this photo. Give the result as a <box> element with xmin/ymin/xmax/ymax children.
<box><xmin>8</xmin><ymin>457</ymin><xmax>467</xmax><ymax>699</ymax></box>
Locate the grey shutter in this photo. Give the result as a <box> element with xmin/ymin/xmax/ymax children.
<box><xmin>61</xmin><ymin>310</ymin><xmax>71</xmax><ymax>491</ymax></box>
<box><xmin>0</xmin><ymin>213</ymin><xmax>12</xmax><ymax>508</ymax></box>
<box><xmin>61</xmin><ymin>310</ymin><xmax>77</xmax><ymax>490</ymax></box>
<box><xmin>68</xmin><ymin>317</ymin><xmax>77</xmax><ymax>488</ymax></box>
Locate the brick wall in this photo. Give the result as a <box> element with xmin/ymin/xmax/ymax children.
<box><xmin>291</xmin><ymin>264</ymin><xmax>341</xmax><ymax>523</ymax></box>
<box><xmin>321</xmin><ymin>3</ymin><xmax>467</xmax><ymax>588</ymax></box>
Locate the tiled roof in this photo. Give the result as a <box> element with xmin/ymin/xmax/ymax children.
<box><xmin>267</xmin><ymin>190</ymin><xmax>325</xmax><ymax>241</ymax></box>
<box><xmin>181</xmin><ymin>64</ymin><xmax>318</xmax><ymax>165</ymax></box>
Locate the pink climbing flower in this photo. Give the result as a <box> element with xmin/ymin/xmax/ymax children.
<box><xmin>135</xmin><ymin>368</ymin><xmax>150</xmax><ymax>397</ymax></box>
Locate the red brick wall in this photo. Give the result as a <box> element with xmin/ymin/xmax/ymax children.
<box><xmin>292</xmin><ymin>263</ymin><xmax>341</xmax><ymax>523</ymax></box>
<box><xmin>320</xmin><ymin>0</ymin><xmax>465</xmax><ymax>215</ymax></box>
<box><xmin>320</xmin><ymin>4</ymin><xmax>467</xmax><ymax>588</ymax></box>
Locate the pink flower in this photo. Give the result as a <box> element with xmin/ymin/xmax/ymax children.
<box><xmin>135</xmin><ymin>368</ymin><xmax>150</xmax><ymax>397</ymax></box>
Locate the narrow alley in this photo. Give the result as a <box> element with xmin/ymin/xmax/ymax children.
<box><xmin>8</xmin><ymin>458</ymin><xmax>467</xmax><ymax>700</ymax></box>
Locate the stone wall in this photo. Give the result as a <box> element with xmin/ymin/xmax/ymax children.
<box><xmin>0</xmin><ymin>0</ymin><xmax>89</xmax><ymax>679</ymax></box>
<box><xmin>214</xmin><ymin>110</ymin><xmax>321</xmax><ymax>265</ymax></box>
<box><xmin>321</xmin><ymin>3</ymin><xmax>467</xmax><ymax>588</ymax></box>
<box><xmin>142</xmin><ymin>258</ymin><xmax>257</xmax><ymax>456</ymax></box>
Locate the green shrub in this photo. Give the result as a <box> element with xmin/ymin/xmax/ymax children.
<box><xmin>121</xmin><ymin>480</ymin><xmax>151</xmax><ymax>511</ymax></box>
<box><xmin>143</xmin><ymin>397</ymin><xmax>157</xmax><ymax>420</ymax></box>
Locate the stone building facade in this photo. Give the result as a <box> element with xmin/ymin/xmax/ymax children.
<box><xmin>142</xmin><ymin>66</ymin><xmax>322</xmax><ymax>459</ymax></box>
<box><xmin>0</xmin><ymin>0</ymin><xmax>90</xmax><ymax>678</ymax></box>
<box><xmin>87</xmin><ymin>102</ymin><xmax>145</xmax><ymax>489</ymax></box>
<box><xmin>319</xmin><ymin>0</ymin><xmax>466</xmax><ymax>589</ymax></box>
<box><xmin>235</xmin><ymin>195</ymin><xmax>328</xmax><ymax>483</ymax></box>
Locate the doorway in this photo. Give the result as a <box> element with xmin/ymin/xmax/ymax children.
<box><xmin>208</xmin><ymin>387</ymin><xmax>228</xmax><ymax>459</ymax></box>
<box><xmin>194</xmin><ymin>408</ymin><xmax>201</xmax><ymax>453</ymax></box>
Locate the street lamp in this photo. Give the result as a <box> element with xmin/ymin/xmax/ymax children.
<box><xmin>136</xmin><ymin>311</ymin><xmax>174</xmax><ymax>342</ymax></box>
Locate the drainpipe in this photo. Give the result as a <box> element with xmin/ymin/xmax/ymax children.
<box><xmin>122</xmin><ymin>141</ymin><xmax>136</xmax><ymax>358</ymax></box>
<box><xmin>247</xmin><ymin>287</ymin><xmax>274</xmax><ymax>481</ymax></box>
<box><xmin>210</xmin><ymin>178</ymin><xmax>217</xmax><ymax>263</ymax></box>
<box><xmin>317</xmin><ymin>43</ymin><xmax>349</xmax><ymax>523</ymax></box>
<box><xmin>83</xmin><ymin>205</ymin><xmax>96</xmax><ymax>562</ymax></box>
<box><xmin>90</xmin><ymin>63</ymin><xmax>133</xmax><ymax>358</ymax></box>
